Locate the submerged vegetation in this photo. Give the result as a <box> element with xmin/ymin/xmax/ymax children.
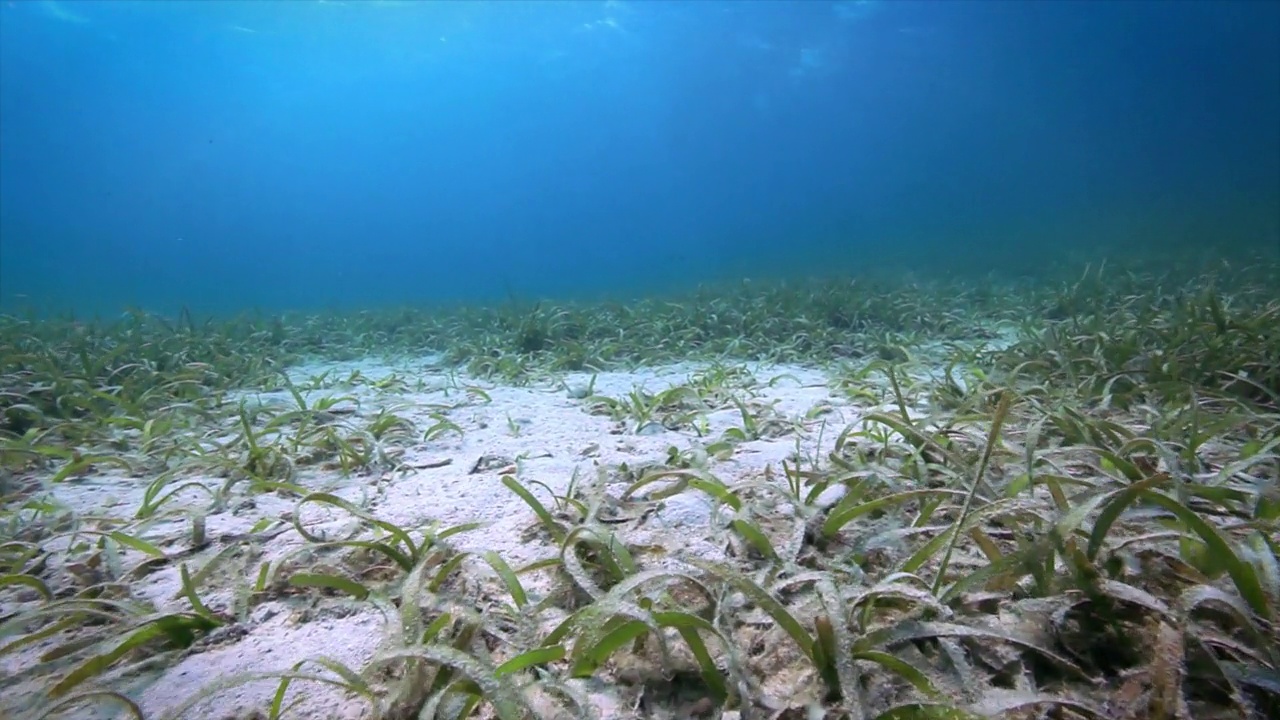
<box><xmin>1</xmin><ymin>253</ymin><xmax>1278</xmax><ymax>719</ymax></box>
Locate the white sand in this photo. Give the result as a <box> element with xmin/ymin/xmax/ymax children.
<box><xmin>3</xmin><ymin>356</ymin><xmax>928</xmax><ymax>720</ymax></box>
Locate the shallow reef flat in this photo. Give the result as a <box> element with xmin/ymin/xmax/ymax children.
<box><xmin>1</xmin><ymin>257</ymin><xmax>1278</xmax><ymax>720</ymax></box>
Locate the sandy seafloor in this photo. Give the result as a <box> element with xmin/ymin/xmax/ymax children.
<box><xmin>2</xmin><ymin>342</ymin><xmax>1008</xmax><ymax>720</ymax></box>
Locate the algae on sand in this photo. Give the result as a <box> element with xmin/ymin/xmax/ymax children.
<box><xmin>2</xmin><ymin>254</ymin><xmax>1278</xmax><ymax>719</ymax></box>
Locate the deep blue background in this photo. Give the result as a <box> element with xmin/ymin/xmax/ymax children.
<box><xmin>2</xmin><ymin>0</ymin><xmax>1278</xmax><ymax>315</ymax></box>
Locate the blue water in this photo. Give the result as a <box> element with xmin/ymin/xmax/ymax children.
<box><xmin>1</xmin><ymin>0</ymin><xmax>1277</xmax><ymax>317</ymax></box>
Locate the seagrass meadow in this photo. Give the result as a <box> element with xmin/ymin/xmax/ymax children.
<box><xmin>1</xmin><ymin>253</ymin><xmax>1278</xmax><ymax>720</ymax></box>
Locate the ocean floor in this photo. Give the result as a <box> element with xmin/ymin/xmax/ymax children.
<box><xmin>4</xmin><ymin>265</ymin><xmax>1277</xmax><ymax>720</ymax></box>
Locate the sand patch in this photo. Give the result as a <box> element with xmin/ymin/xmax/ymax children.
<box><xmin>3</xmin><ymin>357</ymin><xmax>899</xmax><ymax>719</ymax></box>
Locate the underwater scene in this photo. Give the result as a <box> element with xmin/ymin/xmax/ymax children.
<box><xmin>1</xmin><ymin>1</ymin><xmax>1278</xmax><ymax>718</ymax></box>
